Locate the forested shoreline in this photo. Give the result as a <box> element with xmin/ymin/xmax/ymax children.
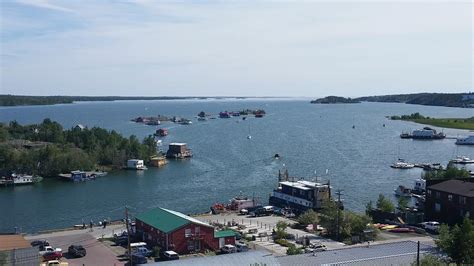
<box><xmin>0</xmin><ymin>119</ymin><xmax>157</xmax><ymax>177</ymax></box>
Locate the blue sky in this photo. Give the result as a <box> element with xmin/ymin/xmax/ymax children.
<box><xmin>0</xmin><ymin>0</ymin><xmax>472</xmax><ymax>97</ymax></box>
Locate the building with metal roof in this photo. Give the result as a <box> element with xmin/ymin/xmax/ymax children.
<box><xmin>135</xmin><ymin>207</ymin><xmax>236</xmax><ymax>254</ymax></box>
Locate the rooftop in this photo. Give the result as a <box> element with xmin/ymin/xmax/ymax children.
<box><xmin>214</xmin><ymin>230</ymin><xmax>237</xmax><ymax>238</ymax></box>
<box><xmin>0</xmin><ymin>235</ymin><xmax>31</xmax><ymax>251</ymax></box>
<box><xmin>136</xmin><ymin>207</ymin><xmax>212</xmax><ymax>233</ymax></box>
<box><xmin>428</xmin><ymin>179</ymin><xmax>474</xmax><ymax>197</ymax></box>
<box><xmin>280</xmin><ymin>180</ymin><xmax>328</xmax><ymax>190</ymax></box>
<box><xmin>169</xmin><ymin>143</ymin><xmax>187</xmax><ymax>146</ymax></box>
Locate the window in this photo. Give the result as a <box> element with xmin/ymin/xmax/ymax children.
<box><xmin>460</xmin><ymin>209</ymin><xmax>464</xmax><ymax>216</ymax></box>
<box><xmin>185</xmin><ymin>228</ymin><xmax>192</xmax><ymax>237</ymax></box>
<box><xmin>187</xmin><ymin>241</ymin><xmax>194</xmax><ymax>251</ymax></box>
<box><xmin>195</xmin><ymin>227</ymin><xmax>200</xmax><ymax>235</ymax></box>
<box><xmin>459</xmin><ymin>196</ymin><xmax>466</xmax><ymax>204</ymax></box>
<box><xmin>435</xmin><ymin>203</ymin><xmax>441</xmax><ymax>213</ymax></box>
<box><xmin>435</xmin><ymin>192</ymin><xmax>440</xmax><ymax>198</ymax></box>
<box><xmin>448</xmin><ymin>194</ymin><xmax>453</xmax><ymax>201</ymax></box>
<box><xmin>466</xmin><ymin>211</ymin><xmax>470</xmax><ymax>218</ymax></box>
<box><xmin>427</xmin><ymin>190</ymin><xmax>431</xmax><ymax>196</ymax></box>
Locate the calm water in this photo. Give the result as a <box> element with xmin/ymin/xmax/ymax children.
<box><xmin>1</xmin><ymin>99</ymin><xmax>473</xmax><ymax>233</ymax></box>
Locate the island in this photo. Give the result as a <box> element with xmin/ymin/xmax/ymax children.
<box><xmin>310</xmin><ymin>96</ymin><xmax>360</xmax><ymax>104</ymax></box>
<box><xmin>355</xmin><ymin>93</ymin><xmax>474</xmax><ymax>108</ymax></box>
<box><xmin>390</xmin><ymin>112</ymin><xmax>474</xmax><ymax>130</ymax></box>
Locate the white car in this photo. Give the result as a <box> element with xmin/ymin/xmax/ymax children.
<box><xmin>423</xmin><ymin>221</ymin><xmax>440</xmax><ymax>232</ymax></box>
<box><xmin>221</xmin><ymin>244</ymin><xmax>237</xmax><ymax>254</ymax></box>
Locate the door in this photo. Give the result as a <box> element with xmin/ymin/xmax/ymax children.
<box><xmin>219</xmin><ymin>237</ymin><xmax>225</xmax><ymax>248</ymax></box>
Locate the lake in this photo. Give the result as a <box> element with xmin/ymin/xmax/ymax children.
<box><xmin>1</xmin><ymin>99</ymin><xmax>473</xmax><ymax>233</ymax></box>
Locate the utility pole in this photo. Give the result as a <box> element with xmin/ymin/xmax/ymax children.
<box><xmin>125</xmin><ymin>207</ymin><xmax>132</xmax><ymax>265</ymax></box>
<box><xmin>335</xmin><ymin>189</ymin><xmax>344</xmax><ymax>241</ymax></box>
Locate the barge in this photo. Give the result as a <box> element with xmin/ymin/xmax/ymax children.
<box><xmin>400</xmin><ymin>127</ymin><xmax>446</xmax><ymax>140</ymax></box>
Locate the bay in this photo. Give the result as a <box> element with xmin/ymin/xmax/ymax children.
<box><xmin>0</xmin><ymin>99</ymin><xmax>473</xmax><ymax>233</ymax></box>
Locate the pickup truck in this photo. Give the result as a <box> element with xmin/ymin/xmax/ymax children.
<box><xmin>39</xmin><ymin>246</ymin><xmax>63</xmax><ymax>256</ymax></box>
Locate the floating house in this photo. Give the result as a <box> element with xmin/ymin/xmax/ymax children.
<box><xmin>269</xmin><ymin>170</ymin><xmax>331</xmax><ymax>214</ymax></box>
<box><xmin>166</xmin><ymin>143</ymin><xmax>192</xmax><ymax>159</ymax></box>
<box><xmin>127</xmin><ymin>159</ymin><xmax>147</xmax><ymax>170</ymax></box>
<box><xmin>135</xmin><ymin>207</ymin><xmax>236</xmax><ymax>254</ymax></box>
<box><xmin>149</xmin><ymin>156</ymin><xmax>168</xmax><ymax>168</ymax></box>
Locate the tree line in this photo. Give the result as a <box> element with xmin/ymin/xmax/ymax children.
<box><xmin>0</xmin><ymin>119</ymin><xmax>157</xmax><ymax>177</ymax></box>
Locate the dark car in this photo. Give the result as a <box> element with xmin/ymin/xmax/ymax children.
<box><xmin>131</xmin><ymin>254</ymin><xmax>147</xmax><ymax>265</ymax></box>
<box><xmin>31</xmin><ymin>240</ymin><xmax>50</xmax><ymax>247</ymax></box>
<box><xmin>68</xmin><ymin>245</ymin><xmax>86</xmax><ymax>258</ymax></box>
<box><xmin>42</xmin><ymin>251</ymin><xmax>62</xmax><ymax>261</ymax></box>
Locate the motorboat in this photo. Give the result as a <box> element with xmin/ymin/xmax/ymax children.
<box><xmin>394</xmin><ymin>185</ymin><xmax>412</xmax><ymax>197</ymax></box>
<box><xmin>391</xmin><ymin>159</ymin><xmax>415</xmax><ymax>169</ymax></box>
<box><xmin>450</xmin><ymin>156</ymin><xmax>474</xmax><ymax>164</ymax></box>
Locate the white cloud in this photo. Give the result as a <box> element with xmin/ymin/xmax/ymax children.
<box><xmin>1</xmin><ymin>1</ymin><xmax>472</xmax><ymax>97</ymax></box>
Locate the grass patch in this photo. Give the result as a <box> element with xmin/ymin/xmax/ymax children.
<box><xmin>410</xmin><ymin>118</ymin><xmax>474</xmax><ymax>130</ymax></box>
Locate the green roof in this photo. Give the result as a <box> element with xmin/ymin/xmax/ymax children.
<box><xmin>214</xmin><ymin>230</ymin><xmax>237</xmax><ymax>238</ymax></box>
<box><xmin>136</xmin><ymin>207</ymin><xmax>212</xmax><ymax>233</ymax></box>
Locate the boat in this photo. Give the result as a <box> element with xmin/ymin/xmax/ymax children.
<box><xmin>456</xmin><ymin>135</ymin><xmax>474</xmax><ymax>145</ymax></box>
<box><xmin>179</xmin><ymin>119</ymin><xmax>192</xmax><ymax>125</ymax></box>
<box><xmin>154</xmin><ymin>128</ymin><xmax>168</xmax><ymax>137</ymax></box>
<box><xmin>390</xmin><ymin>159</ymin><xmax>415</xmax><ymax>169</ymax></box>
<box><xmin>394</xmin><ymin>185</ymin><xmax>412</xmax><ymax>197</ymax></box>
<box><xmin>145</xmin><ymin>120</ymin><xmax>161</xmax><ymax>126</ymax></box>
<box><xmin>413</xmin><ymin>179</ymin><xmax>426</xmax><ymax>194</ymax></box>
<box><xmin>255</xmin><ymin>113</ymin><xmax>264</xmax><ymax>118</ymax></box>
<box><xmin>197</xmin><ymin>117</ymin><xmax>207</xmax><ymax>121</ymax></box>
<box><xmin>450</xmin><ymin>156</ymin><xmax>474</xmax><ymax>164</ymax></box>
<box><xmin>400</xmin><ymin>127</ymin><xmax>446</xmax><ymax>140</ymax></box>
<box><xmin>219</xmin><ymin>111</ymin><xmax>231</xmax><ymax>118</ymax></box>
<box><xmin>274</xmin><ymin>153</ymin><xmax>280</xmax><ymax>159</ymax></box>
<box><xmin>1</xmin><ymin>174</ymin><xmax>43</xmax><ymax>186</ymax></box>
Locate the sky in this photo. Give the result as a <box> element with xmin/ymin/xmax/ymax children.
<box><xmin>0</xmin><ymin>0</ymin><xmax>472</xmax><ymax>97</ymax></box>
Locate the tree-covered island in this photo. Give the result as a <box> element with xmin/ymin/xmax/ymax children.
<box><xmin>310</xmin><ymin>96</ymin><xmax>360</xmax><ymax>104</ymax></box>
<box><xmin>0</xmin><ymin>119</ymin><xmax>157</xmax><ymax>177</ymax></box>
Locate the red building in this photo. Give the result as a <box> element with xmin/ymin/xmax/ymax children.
<box><xmin>135</xmin><ymin>207</ymin><xmax>236</xmax><ymax>254</ymax></box>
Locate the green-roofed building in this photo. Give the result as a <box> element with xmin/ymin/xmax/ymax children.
<box><xmin>135</xmin><ymin>207</ymin><xmax>236</xmax><ymax>254</ymax></box>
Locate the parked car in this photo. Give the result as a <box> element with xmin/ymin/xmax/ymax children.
<box><xmin>131</xmin><ymin>254</ymin><xmax>147</xmax><ymax>265</ymax></box>
<box><xmin>305</xmin><ymin>241</ymin><xmax>327</xmax><ymax>253</ymax></box>
<box><xmin>39</xmin><ymin>246</ymin><xmax>62</xmax><ymax>256</ymax></box>
<box><xmin>235</xmin><ymin>242</ymin><xmax>249</xmax><ymax>252</ymax></box>
<box><xmin>132</xmin><ymin>247</ymin><xmax>152</xmax><ymax>257</ymax></box>
<box><xmin>68</xmin><ymin>245</ymin><xmax>86</xmax><ymax>258</ymax></box>
<box><xmin>221</xmin><ymin>244</ymin><xmax>237</xmax><ymax>254</ymax></box>
<box><xmin>40</xmin><ymin>260</ymin><xmax>68</xmax><ymax>266</ymax></box>
<box><xmin>422</xmin><ymin>221</ymin><xmax>440</xmax><ymax>233</ymax></box>
<box><xmin>161</xmin><ymin>251</ymin><xmax>179</xmax><ymax>261</ymax></box>
<box><xmin>42</xmin><ymin>251</ymin><xmax>62</xmax><ymax>261</ymax></box>
<box><xmin>31</xmin><ymin>240</ymin><xmax>50</xmax><ymax>247</ymax></box>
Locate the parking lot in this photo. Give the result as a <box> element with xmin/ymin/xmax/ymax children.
<box><xmin>196</xmin><ymin>213</ymin><xmax>346</xmax><ymax>255</ymax></box>
<box><xmin>27</xmin><ymin>230</ymin><xmax>124</xmax><ymax>266</ymax></box>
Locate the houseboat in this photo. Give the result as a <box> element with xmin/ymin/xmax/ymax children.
<box><xmin>0</xmin><ymin>174</ymin><xmax>43</xmax><ymax>186</ymax></box>
<box><xmin>154</xmin><ymin>128</ymin><xmax>168</xmax><ymax>137</ymax></box>
<box><xmin>456</xmin><ymin>135</ymin><xmax>474</xmax><ymax>145</ymax></box>
<box><xmin>400</xmin><ymin>127</ymin><xmax>446</xmax><ymax>140</ymax></box>
<box><xmin>127</xmin><ymin>159</ymin><xmax>147</xmax><ymax>170</ymax></box>
<box><xmin>149</xmin><ymin>156</ymin><xmax>168</xmax><ymax>168</ymax></box>
<box><xmin>268</xmin><ymin>170</ymin><xmax>331</xmax><ymax>214</ymax></box>
<box><xmin>166</xmin><ymin>143</ymin><xmax>192</xmax><ymax>159</ymax></box>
